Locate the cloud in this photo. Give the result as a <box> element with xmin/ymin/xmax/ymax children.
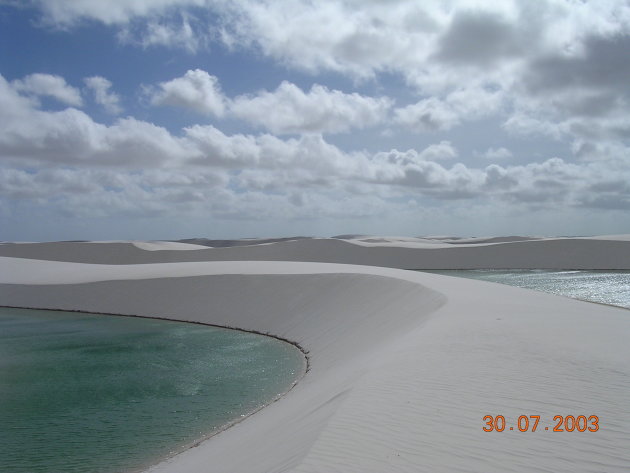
<box><xmin>216</xmin><ymin>0</ymin><xmax>442</xmax><ymax>78</ymax></box>
<box><xmin>478</xmin><ymin>147</ymin><xmax>513</xmax><ymax>160</ymax></box>
<box><xmin>0</xmin><ymin>75</ymin><xmax>188</xmax><ymax>167</ymax></box>
<box><xmin>418</xmin><ymin>141</ymin><xmax>458</xmax><ymax>161</ymax></box>
<box><xmin>230</xmin><ymin>81</ymin><xmax>392</xmax><ymax>134</ymax></box>
<box><xmin>150</xmin><ymin>71</ymin><xmax>392</xmax><ymax>134</ymax></box>
<box><xmin>30</xmin><ymin>1</ymin><xmax>630</xmax><ymax>83</ymax></box>
<box><xmin>484</xmin><ymin>164</ymin><xmax>518</xmax><ymax>191</ymax></box>
<box><xmin>2</xmin><ymin>70</ymin><xmax>630</xmax><ymax>222</ymax></box>
<box><xmin>395</xmin><ymin>86</ymin><xmax>503</xmax><ymax>132</ymax></box>
<box><xmin>150</xmin><ymin>69</ymin><xmax>226</xmax><ymax>116</ymax></box>
<box><xmin>27</xmin><ymin>1</ymin><xmax>630</xmax><ymax>146</ymax></box>
<box><xmin>118</xmin><ymin>14</ymin><xmax>204</xmax><ymax>52</ymax></box>
<box><xmin>12</xmin><ymin>73</ymin><xmax>83</xmax><ymax>106</ymax></box>
<box><xmin>513</xmin><ymin>33</ymin><xmax>630</xmax><ymax>126</ymax></box>
<box><xmin>32</xmin><ymin>0</ymin><xmax>208</xmax><ymax>26</ymax></box>
<box><xmin>394</xmin><ymin>97</ymin><xmax>460</xmax><ymax>133</ymax></box>
<box><xmin>433</xmin><ymin>9</ymin><xmax>526</xmax><ymax>67</ymax></box>
<box><xmin>502</xmin><ymin>113</ymin><xmax>562</xmax><ymax>139</ymax></box>
<box><xmin>501</xmin><ymin>32</ymin><xmax>630</xmax><ymax>157</ymax></box>
<box><xmin>84</xmin><ymin>76</ymin><xmax>122</xmax><ymax>114</ymax></box>
<box><xmin>184</xmin><ymin>126</ymin><xmax>357</xmax><ymax>176</ymax></box>
<box><xmin>183</xmin><ymin>125</ymin><xmax>264</xmax><ymax>168</ymax></box>
<box><xmin>523</xmin><ymin>35</ymin><xmax>630</xmax><ymax>98</ymax></box>
<box><xmin>0</xmin><ymin>165</ymin><xmax>228</xmax><ymax>219</ymax></box>
<box><xmin>210</xmin><ymin>0</ymin><xmax>629</xmax><ymax>158</ymax></box>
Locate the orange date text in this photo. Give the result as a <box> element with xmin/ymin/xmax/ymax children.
<box><xmin>483</xmin><ymin>415</ymin><xmax>599</xmax><ymax>432</ymax></box>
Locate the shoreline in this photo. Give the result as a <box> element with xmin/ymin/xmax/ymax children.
<box><xmin>0</xmin><ymin>304</ymin><xmax>312</xmax><ymax>373</ymax></box>
<box><xmin>1</xmin><ymin>238</ymin><xmax>629</xmax><ymax>472</ymax></box>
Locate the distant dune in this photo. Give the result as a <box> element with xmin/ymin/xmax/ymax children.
<box><xmin>177</xmin><ymin>236</ymin><xmax>312</xmax><ymax>248</ymax></box>
<box><xmin>1</xmin><ymin>235</ymin><xmax>629</xmax><ymax>269</ymax></box>
<box><xmin>435</xmin><ymin>235</ymin><xmax>542</xmax><ymax>244</ymax></box>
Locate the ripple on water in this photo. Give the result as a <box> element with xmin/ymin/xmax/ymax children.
<box><xmin>422</xmin><ymin>270</ymin><xmax>630</xmax><ymax>309</ymax></box>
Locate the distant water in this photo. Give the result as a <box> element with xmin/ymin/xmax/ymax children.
<box><xmin>423</xmin><ymin>270</ymin><xmax>630</xmax><ymax>309</ymax></box>
<box><xmin>0</xmin><ymin>308</ymin><xmax>305</xmax><ymax>473</ymax></box>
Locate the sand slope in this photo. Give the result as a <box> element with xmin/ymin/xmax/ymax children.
<box><xmin>1</xmin><ymin>250</ymin><xmax>629</xmax><ymax>472</ymax></box>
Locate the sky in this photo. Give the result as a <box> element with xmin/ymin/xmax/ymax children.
<box><xmin>1</xmin><ymin>0</ymin><xmax>629</xmax><ymax>241</ymax></box>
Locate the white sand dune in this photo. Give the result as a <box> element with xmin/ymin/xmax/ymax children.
<box><xmin>580</xmin><ymin>234</ymin><xmax>630</xmax><ymax>241</ymax></box>
<box><xmin>0</xmin><ymin>240</ymin><xmax>629</xmax><ymax>472</ymax></box>
<box><xmin>1</xmin><ymin>236</ymin><xmax>630</xmax><ymax>268</ymax></box>
<box><xmin>130</xmin><ymin>241</ymin><xmax>209</xmax><ymax>251</ymax></box>
<box><xmin>345</xmin><ymin>235</ymin><xmax>544</xmax><ymax>246</ymax></box>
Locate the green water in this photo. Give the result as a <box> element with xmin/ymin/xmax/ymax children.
<box><xmin>422</xmin><ymin>270</ymin><xmax>630</xmax><ymax>309</ymax></box>
<box><xmin>0</xmin><ymin>308</ymin><xmax>305</xmax><ymax>473</ymax></box>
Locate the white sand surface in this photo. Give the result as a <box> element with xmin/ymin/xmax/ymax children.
<box><xmin>130</xmin><ymin>241</ymin><xmax>210</xmax><ymax>251</ymax></box>
<box><xmin>1</xmin><ymin>242</ymin><xmax>629</xmax><ymax>472</ymax></box>
<box><xmin>580</xmin><ymin>234</ymin><xmax>630</xmax><ymax>241</ymax></box>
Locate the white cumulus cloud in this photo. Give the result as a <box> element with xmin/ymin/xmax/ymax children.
<box><xmin>230</xmin><ymin>81</ymin><xmax>392</xmax><ymax>135</ymax></box>
<box><xmin>12</xmin><ymin>73</ymin><xmax>83</xmax><ymax>107</ymax></box>
<box><xmin>149</xmin><ymin>71</ymin><xmax>392</xmax><ymax>135</ymax></box>
<box><xmin>150</xmin><ymin>69</ymin><xmax>226</xmax><ymax>116</ymax></box>
<box><xmin>84</xmin><ymin>76</ymin><xmax>122</xmax><ymax>114</ymax></box>
<box><xmin>0</xmin><ymin>75</ymin><xmax>187</xmax><ymax>167</ymax></box>
<box><xmin>2</xmin><ymin>68</ymin><xmax>630</xmax><ymax>226</ymax></box>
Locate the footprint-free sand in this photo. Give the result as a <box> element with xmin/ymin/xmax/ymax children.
<box><xmin>1</xmin><ymin>236</ymin><xmax>628</xmax><ymax>472</ymax></box>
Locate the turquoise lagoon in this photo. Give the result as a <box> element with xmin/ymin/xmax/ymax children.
<box><xmin>0</xmin><ymin>308</ymin><xmax>305</xmax><ymax>473</ymax></box>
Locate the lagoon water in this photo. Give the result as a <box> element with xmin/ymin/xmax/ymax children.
<box><xmin>423</xmin><ymin>270</ymin><xmax>630</xmax><ymax>309</ymax></box>
<box><xmin>0</xmin><ymin>308</ymin><xmax>305</xmax><ymax>473</ymax></box>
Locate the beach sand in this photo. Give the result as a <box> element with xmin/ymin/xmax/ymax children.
<box><xmin>0</xmin><ymin>236</ymin><xmax>628</xmax><ymax>472</ymax></box>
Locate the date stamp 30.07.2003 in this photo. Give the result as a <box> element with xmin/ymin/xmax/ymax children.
<box><xmin>483</xmin><ymin>415</ymin><xmax>599</xmax><ymax>432</ymax></box>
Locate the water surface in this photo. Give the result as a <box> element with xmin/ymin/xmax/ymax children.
<box><xmin>0</xmin><ymin>308</ymin><xmax>305</xmax><ymax>473</ymax></box>
<box><xmin>422</xmin><ymin>270</ymin><xmax>630</xmax><ymax>309</ymax></box>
